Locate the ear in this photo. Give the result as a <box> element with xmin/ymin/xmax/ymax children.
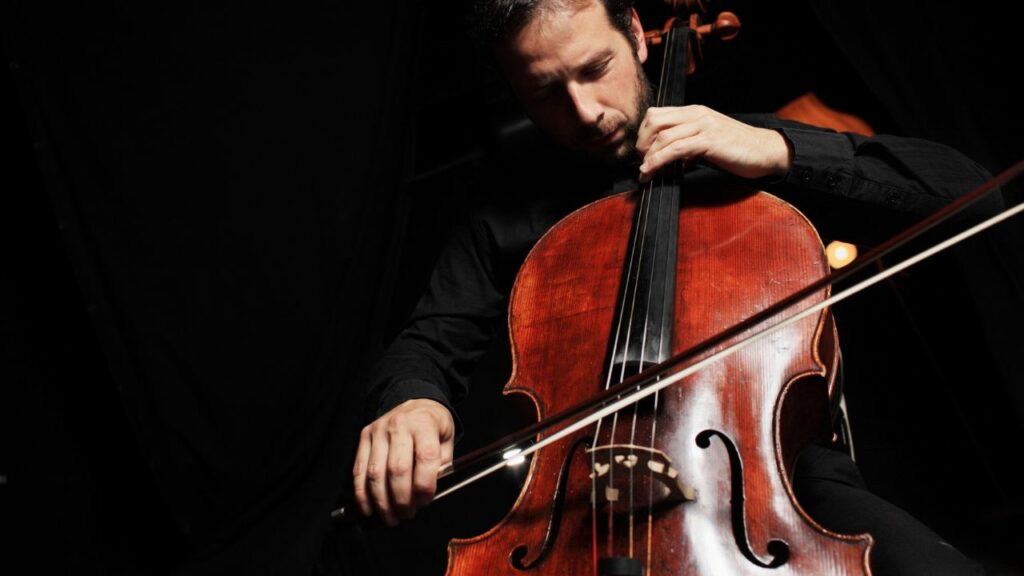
<box><xmin>630</xmin><ymin>8</ymin><xmax>648</xmax><ymax>64</ymax></box>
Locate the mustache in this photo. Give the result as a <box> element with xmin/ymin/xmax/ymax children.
<box><xmin>578</xmin><ymin>121</ymin><xmax>622</xmax><ymax>142</ymax></box>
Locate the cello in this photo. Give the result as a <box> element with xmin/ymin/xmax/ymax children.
<box><xmin>444</xmin><ymin>3</ymin><xmax>873</xmax><ymax>574</ymax></box>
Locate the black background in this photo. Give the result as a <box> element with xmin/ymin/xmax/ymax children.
<box><xmin>2</xmin><ymin>0</ymin><xmax>1022</xmax><ymax>574</ymax></box>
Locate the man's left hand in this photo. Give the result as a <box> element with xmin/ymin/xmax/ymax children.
<box><xmin>636</xmin><ymin>105</ymin><xmax>793</xmax><ymax>183</ymax></box>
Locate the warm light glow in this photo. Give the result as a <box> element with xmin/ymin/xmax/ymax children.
<box><xmin>826</xmin><ymin>241</ymin><xmax>858</xmax><ymax>269</ymax></box>
<box><xmin>502</xmin><ymin>448</ymin><xmax>526</xmax><ymax>466</ymax></box>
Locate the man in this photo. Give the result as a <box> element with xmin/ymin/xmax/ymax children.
<box><xmin>352</xmin><ymin>0</ymin><xmax>996</xmax><ymax>573</ymax></box>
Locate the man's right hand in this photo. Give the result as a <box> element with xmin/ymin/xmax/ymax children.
<box><xmin>352</xmin><ymin>398</ymin><xmax>455</xmax><ymax>526</ymax></box>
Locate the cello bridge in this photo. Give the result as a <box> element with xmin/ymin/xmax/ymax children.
<box><xmin>587</xmin><ymin>444</ymin><xmax>696</xmax><ymax>513</ymax></box>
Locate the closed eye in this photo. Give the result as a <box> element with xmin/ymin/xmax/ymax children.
<box><xmin>529</xmin><ymin>83</ymin><xmax>554</xmax><ymax>101</ymax></box>
<box><xmin>581</xmin><ymin>57</ymin><xmax>612</xmax><ymax>80</ymax></box>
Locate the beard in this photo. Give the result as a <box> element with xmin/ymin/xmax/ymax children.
<box><xmin>617</xmin><ymin>64</ymin><xmax>655</xmax><ymax>164</ymax></box>
<box><xmin>582</xmin><ymin>58</ymin><xmax>655</xmax><ymax>168</ymax></box>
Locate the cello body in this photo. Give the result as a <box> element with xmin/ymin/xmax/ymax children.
<box><xmin>446</xmin><ymin>177</ymin><xmax>873</xmax><ymax>575</ymax></box>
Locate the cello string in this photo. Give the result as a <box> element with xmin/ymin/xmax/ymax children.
<box><xmin>608</xmin><ymin>180</ymin><xmax>653</xmax><ymax>556</ymax></box>
<box><xmin>592</xmin><ymin>168</ymin><xmax>656</xmax><ymax>558</ymax></box>
<box><xmin>645</xmin><ymin>173</ymin><xmax>677</xmax><ymax>571</ymax></box>
<box><xmin>646</xmin><ymin>378</ymin><xmax>659</xmax><ymax>573</ymax></box>
<box><xmin>423</xmin><ymin>196</ymin><xmax>1024</xmax><ymax>506</ymax></box>
<box><xmin>629</xmin><ymin>171</ymin><xmax>671</xmax><ymax>559</ymax></box>
<box><xmin>638</xmin><ymin>174</ymin><xmax>671</xmax><ymax>565</ymax></box>
<box><xmin>637</xmin><ymin>23</ymin><xmax>685</xmax><ymax>568</ymax></box>
<box><xmin>627</xmin><ymin>176</ymin><xmax>660</xmax><ymax>557</ymax></box>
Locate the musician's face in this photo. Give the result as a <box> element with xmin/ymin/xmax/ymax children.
<box><xmin>497</xmin><ymin>0</ymin><xmax>652</xmax><ymax>164</ymax></box>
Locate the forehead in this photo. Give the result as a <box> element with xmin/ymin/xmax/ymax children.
<box><xmin>499</xmin><ymin>0</ymin><xmax>624</xmax><ymax>76</ymax></box>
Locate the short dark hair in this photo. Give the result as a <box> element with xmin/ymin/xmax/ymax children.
<box><xmin>471</xmin><ymin>0</ymin><xmax>636</xmax><ymax>50</ymax></box>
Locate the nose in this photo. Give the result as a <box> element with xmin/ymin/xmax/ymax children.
<box><xmin>566</xmin><ymin>81</ymin><xmax>603</xmax><ymax>126</ymax></box>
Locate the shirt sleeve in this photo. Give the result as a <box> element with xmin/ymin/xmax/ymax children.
<box><xmin>735</xmin><ymin>114</ymin><xmax>1003</xmax><ymax>245</ymax></box>
<box><xmin>362</xmin><ymin>212</ymin><xmax>508</xmax><ymax>435</ymax></box>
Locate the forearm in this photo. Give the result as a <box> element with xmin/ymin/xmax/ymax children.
<box><xmin>737</xmin><ymin>114</ymin><xmax>1002</xmax><ymax>244</ymax></box>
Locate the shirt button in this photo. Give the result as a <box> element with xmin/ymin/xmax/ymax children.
<box><xmin>797</xmin><ymin>167</ymin><xmax>813</xmax><ymax>184</ymax></box>
<box><xmin>827</xmin><ymin>174</ymin><xmax>841</xmax><ymax>190</ymax></box>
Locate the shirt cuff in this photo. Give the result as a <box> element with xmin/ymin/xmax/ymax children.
<box><xmin>775</xmin><ymin>125</ymin><xmax>857</xmax><ymax>197</ymax></box>
<box><xmin>376</xmin><ymin>378</ymin><xmax>464</xmax><ymax>441</ymax></box>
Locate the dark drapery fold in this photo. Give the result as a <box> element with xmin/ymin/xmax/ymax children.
<box><xmin>3</xmin><ymin>2</ymin><xmax>422</xmax><ymax>573</ymax></box>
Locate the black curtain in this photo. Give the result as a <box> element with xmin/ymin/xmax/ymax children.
<box><xmin>3</xmin><ymin>1</ymin><xmax>420</xmax><ymax>574</ymax></box>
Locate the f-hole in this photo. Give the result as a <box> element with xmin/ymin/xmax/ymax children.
<box><xmin>509</xmin><ymin>437</ymin><xmax>593</xmax><ymax>570</ymax></box>
<box><xmin>696</xmin><ymin>429</ymin><xmax>790</xmax><ymax>569</ymax></box>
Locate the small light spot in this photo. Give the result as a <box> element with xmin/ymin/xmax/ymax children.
<box><xmin>826</xmin><ymin>241</ymin><xmax>857</xmax><ymax>269</ymax></box>
<box><xmin>502</xmin><ymin>448</ymin><xmax>526</xmax><ymax>466</ymax></box>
